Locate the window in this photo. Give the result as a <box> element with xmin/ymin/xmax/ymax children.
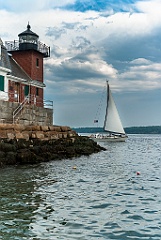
<box><xmin>0</xmin><ymin>75</ymin><xmax>4</xmax><ymax>91</ymax></box>
<box><xmin>36</xmin><ymin>87</ymin><xmax>39</xmax><ymax>96</ymax></box>
<box><xmin>36</xmin><ymin>58</ymin><xmax>39</xmax><ymax>67</ymax></box>
<box><xmin>24</xmin><ymin>85</ymin><xmax>29</xmax><ymax>96</ymax></box>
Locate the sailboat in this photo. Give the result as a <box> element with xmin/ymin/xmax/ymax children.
<box><xmin>90</xmin><ymin>81</ymin><xmax>127</xmax><ymax>142</ymax></box>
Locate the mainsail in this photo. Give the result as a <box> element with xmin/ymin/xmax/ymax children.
<box><xmin>103</xmin><ymin>82</ymin><xmax>125</xmax><ymax>135</ymax></box>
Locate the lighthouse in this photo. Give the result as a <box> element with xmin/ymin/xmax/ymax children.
<box><xmin>0</xmin><ymin>23</ymin><xmax>53</xmax><ymax>125</ymax></box>
<box><xmin>5</xmin><ymin>23</ymin><xmax>50</xmax><ymax>107</ymax></box>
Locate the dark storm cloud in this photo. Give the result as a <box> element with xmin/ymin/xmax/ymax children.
<box><xmin>45</xmin><ymin>57</ymin><xmax>106</xmax><ymax>82</ymax></box>
<box><xmin>100</xmin><ymin>29</ymin><xmax>161</xmax><ymax>71</ymax></box>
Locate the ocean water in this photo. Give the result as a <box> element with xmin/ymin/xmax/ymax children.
<box><xmin>0</xmin><ymin>134</ymin><xmax>161</xmax><ymax>240</ymax></box>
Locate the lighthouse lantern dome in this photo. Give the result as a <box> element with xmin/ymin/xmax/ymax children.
<box><xmin>18</xmin><ymin>23</ymin><xmax>39</xmax><ymax>51</ymax></box>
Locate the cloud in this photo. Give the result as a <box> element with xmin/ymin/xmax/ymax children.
<box><xmin>1</xmin><ymin>0</ymin><xmax>161</xmax><ymax>126</ymax></box>
<box><xmin>0</xmin><ymin>0</ymin><xmax>76</xmax><ymax>12</ymax></box>
<box><xmin>45</xmin><ymin>49</ymin><xmax>117</xmax><ymax>85</ymax></box>
<box><xmin>46</xmin><ymin>27</ymin><xmax>66</xmax><ymax>40</ymax></box>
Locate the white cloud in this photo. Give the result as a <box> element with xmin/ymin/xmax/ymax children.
<box><xmin>130</xmin><ymin>58</ymin><xmax>152</xmax><ymax>65</ymax></box>
<box><xmin>0</xmin><ymin>0</ymin><xmax>75</xmax><ymax>12</ymax></box>
<box><xmin>1</xmin><ymin>0</ymin><xmax>161</xmax><ymax>126</ymax></box>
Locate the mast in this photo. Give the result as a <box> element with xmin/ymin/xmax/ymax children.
<box><xmin>103</xmin><ymin>81</ymin><xmax>125</xmax><ymax>135</ymax></box>
<box><xmin>103</xmin><ymin>81</ymin><xmax>109</xmax><ymax>131</ymax></box>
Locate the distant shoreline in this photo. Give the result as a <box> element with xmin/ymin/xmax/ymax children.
<box><xmin>72</xmin><ymin>126</ymin><xmax>161</xmax><ymax>134</ymax></box>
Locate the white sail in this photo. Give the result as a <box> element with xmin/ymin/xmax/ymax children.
<box><xmin>104</xmin><ymin>82</ymin><xmax>125</xmax><ymax>135</ymax></box>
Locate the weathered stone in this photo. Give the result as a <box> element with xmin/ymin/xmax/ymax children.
<box><xmin>31</xmin><ymin>125</ymin><xmax>41</xmax><ymax>131</ymax></box>
<box><xmin>0</xmin><ymin>141</ymin><xmax>17</xmax><ymax>152</ymax></box>
<box><xmin>0</xmin><ymin>136</ymin><xmax>106</xmax><ymax>168</ymax></box>
<box><xmin>0</xmin><ymin>151</ymin><xmax>5</xmax><ymax>158</ymax></box>
<box><xmin>14</xmin><ymin>124</ymin><xmax>26</xmax><ymax>131</ymax></box>
<box><xmin>0</xmin><ymin>123</ymin><xmax>14</xmax><ymax>130</ymax></box>
<box><xmin>15</xmin><ymin>132</ymin><xmax>30</xmax><ymax>141</ymax></box>
<box><xmin>70</xmin><ymin>138</ymin><xmax>75</xmax><ymax>143</ymax></box>
<box><xmin>31</xmin><ymin>133</ymin><xmax>36</xmax><ymax>139</ymax></box>
<box><xmin>50</xmin><ymin>134</ymin><xmax>59</xmax><ymax>140</ymax></box>
<box><xmin>0</xmin><ymin>130</ymin><xmax>7</xmax><ymax>138</ymax></box>
<box><xmin>0</xmin><ymin>100</ymin><xmax>53</xmax><ymax>126</ymax></box>
<box><xmin>15</xmin><ymin>132</ymin><xmax>24</xmax><ymax>139</ymax></box>
<box><xmin>7</xmin><ymin>132</ymin><xmax>15</xmax><ymax>140</ymax></box>
<box><xmin>40</xmin><ymin>126</ymin><xmax>49</xmax><ymax>131</ymax></box>
<box><xmin>62</xmin><ymin>133</ymin><xmax>68</xmax><ymax>138</ymax></box>
<box><xmin>58</xmin><ymin>133</ymin><xmax>63</xmax><ymax>138</ymax></box>
<box><xmin>0</xmin><ymin>124</ymin><xmax>106</xmax><ymax>168</ymax></box>
<box><xmin>22</xmin><ymin>131</ymin><xmax>31</xmax><ymax>141</ymax></box>
<box><xmin>5</xmin><ymin>151</ymin><xmax>17</xmax><ymax>164</ymax></box>
<box><xmin>67</xmin><ymin>131</ymin><xmax>76</xmax><ymax>137</ymax></box>
<box><xmin>35</xmin><ymin>131</ymin><xmax>45</xmax><ymax>139</ymax></box>
<box><xmin>48</xmin><ymin>125</ymin><xmax>61</xmax><ymax>131</ymax></box>
<box><xmin>61</xmin><ymin>126</ymin><xmax>71</xmax><ymax>132</ymax></box>
<box><xmin>17</xmin><ymin>149</ymin><xmax>38</xmax><ymax>164</ymax></box>
<box><xmin>25</xmin><ymin>125</ymin><xmax>33</xmax><ymax>131</ymax></box>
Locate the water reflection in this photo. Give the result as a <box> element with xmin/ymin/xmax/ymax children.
<box><xmin>0</xmin><ymin>165</ymin><xmax>48</xmax><ymax>239</ymax></box>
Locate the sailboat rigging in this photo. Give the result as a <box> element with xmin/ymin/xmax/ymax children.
<box><xmin>90</xmin><ymin>81</ymin><xmax>127</xmax><ymax>142</ymax></box>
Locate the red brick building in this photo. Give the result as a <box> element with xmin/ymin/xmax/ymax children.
<box><xmin>5</xmin><ymin>23</ymin><xmax>50</xmax><ymax>107</ymax></box>
<box><xmin>0</xmin><ymin>24</ymin><xmax>53</xmax><ymax>125</ymax></box>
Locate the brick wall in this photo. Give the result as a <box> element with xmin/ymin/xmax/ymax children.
<box><xmin>10</xmin><ymin>50</ymin><xmax>44</xmax><ymax>106</ymax></box>
<box><xmin>11</xmin><ymin>50</ymin><xmax>43</xmax><ymax>81</ymax></box>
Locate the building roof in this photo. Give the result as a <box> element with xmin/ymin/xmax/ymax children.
<box><xmin>8</xmin><ymin>57</ymin><xmax>45</xmax><ymax>87</ymax></box>
<box><xmin>1</xmin><ymin>38</ymin><xmax>45</xmax><ymax>88</ymax></box>
<box><xmin>18</xmin><ymin>23</ymin><xmax>39</xmax><ymax>38</ymax></box>
<box><xmin>0</xmin><ymin>40</ymin><xmax>32</xmax><ymax>83</ymax></box>
<box><xmin>0</xmin><ymin>44</ymin><xmax>11</xmax><ymax>71</ymax></box>
<box><xmin>8</xmin><ymin>57</ymin><xmax>31</xmax><ymax>82</ymax></box>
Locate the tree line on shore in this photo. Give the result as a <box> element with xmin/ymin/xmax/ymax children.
<box><xmin>73</xmin><ymin>126</ymin><xmax>161</xmax><ymax>134</ymax></box>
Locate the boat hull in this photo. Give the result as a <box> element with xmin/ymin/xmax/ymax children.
<box><xmin>90</xmin><ymin>134</ymin><xmax>127</xmax><ymax>142</ymax></box>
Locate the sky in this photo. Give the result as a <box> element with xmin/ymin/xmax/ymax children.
<box><xmin>1</xmin><ymin>0</ymin><xmax>161</xmax><ymax>128</ymax></box>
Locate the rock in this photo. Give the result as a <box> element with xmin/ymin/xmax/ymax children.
<box><xmin>5</xmin><ymin>152</ymin><xmax>17</xmax><ymax>165</ymax></box>
<box><xmin>40</xmin><ymin>126</ymin><xmax>49</xmax><ymax>131</ymax></box>
<box><xmin>0</xmin><ymin>136</ymin><xmax>106</xmax><ymax>167</ymax></box>
<box><xmin>0</xmin><ymin>124</ymin><xmax>106</xmax><ymax>167</ymax></box>
<box><xmin>17</xmin><ymin>148</ymin><xmax>41</xmax><ymax>164</ymax></box>
<box><xmin>7</xmin><ymin>132</ymin><xmax>15</xmax><ymax>140</ymax></box>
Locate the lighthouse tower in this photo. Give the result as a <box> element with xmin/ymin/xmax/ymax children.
<box><xmin>6</xmin><ymin>23</ymin><xmax>50</xmax><ymax>107</ymax></box>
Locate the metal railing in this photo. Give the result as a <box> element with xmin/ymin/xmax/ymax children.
<box><xmin>44</xmin><ymin>100</ymin><xmax>53</xmax><ymax>109</ymax></box>
<box><xmin>13</xmin><ymin>96</ymin><xmax>29</xmax><ymax>124</ymax></box>
<box><xmin>5</xmin><ymin>40</ymin><xmax>50</xmax><ymax>57</ymax></box>
<box><xmin>0</xmin><ymin>91</ymin><xmax>54</xmax><ymax>123</ymax></box>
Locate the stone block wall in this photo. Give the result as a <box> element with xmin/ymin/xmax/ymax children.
<box><xmin>0</xmin><ymin>124</ymin><xmax>77</xmax><ymax>141</ymax></box>
<box><xmin>0</xmin><ymin>100</ymin><xmax>53</xmax><ymax>126</ymax></box>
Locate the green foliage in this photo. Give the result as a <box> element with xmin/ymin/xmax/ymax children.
<box><xmin>73</xmin><ymin>126</ymin><xmax>161</xmax><ymax>134</ymax></box>
<box><xmin>73</xmin><ymin>127</ymin><xmax>104</xmax><ymax>133</ymax></box>
<box><xmin>125</xmin><ymin>126</ymin><xmax>161</xmax><ymax>134</ymax></box>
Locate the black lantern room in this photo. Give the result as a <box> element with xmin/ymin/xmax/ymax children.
<box><xmin>5</xmin><ymin>23</ymin><xmax>50</xmax><ymax>57</ymax></box>
<box><xmin>18</xmin><ymin>23</ymin><xmax>39</xmax><ymax>51</ymax></box>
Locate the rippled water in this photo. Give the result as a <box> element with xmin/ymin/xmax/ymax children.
<box><xmin>0</xmin><ymin>134</ymin><xmax>161</xmax><ymax>239</ymax></box>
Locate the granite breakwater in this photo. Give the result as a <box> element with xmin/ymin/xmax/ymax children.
<box><xmin>0</xmin><ymin>124</ymin><xmax>106</xmax><ymax>167</ymax></box>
